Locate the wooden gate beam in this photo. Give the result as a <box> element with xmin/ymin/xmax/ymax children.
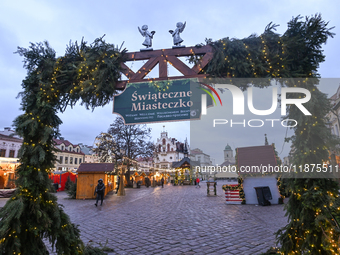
<box><xmin>117</xmin><ymin>45</ymin><xmax>213</xmax><ymax>90</ymax></box>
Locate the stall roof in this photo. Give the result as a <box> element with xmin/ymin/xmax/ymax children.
<box><xmin>237</xmin><ymin>145</ymin><xmax>277</xmax><ymax>174</ymax></box>
<box><xmin>172</xmin><ymin>157</ymin><xmax>199</xmax><ymax>168</ymax></box>
<box><xmin>77</xmin><ymin>163</ymin><xmax>114</xmax><ymax>173</ymax></box>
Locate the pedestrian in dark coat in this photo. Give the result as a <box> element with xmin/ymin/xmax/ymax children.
<box><xmin>161</xmin><ymin>177</ymin><xmax>164</xmax><ymax>188</ymax></box>
<box><xmin>94</xmin><ymin>179</ymin><xmax>106</xmax><ymax>206</ymax></box>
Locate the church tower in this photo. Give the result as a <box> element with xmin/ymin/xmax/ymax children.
<box><xmin>224</xmin><ymin>144</ymin><xmax>235</xmax><ymax>163</ymax></box>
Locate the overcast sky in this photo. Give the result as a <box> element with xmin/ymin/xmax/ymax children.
<box><xmin>0</xmin><ymin>0</ymin><xmax>339</xmax><ymax>163</ymax></box>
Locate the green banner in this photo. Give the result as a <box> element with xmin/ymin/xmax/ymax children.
<box><xmin>113</xmin><ymin>79</ymin><xmax>211</xmax><ymax>124</ymax></box>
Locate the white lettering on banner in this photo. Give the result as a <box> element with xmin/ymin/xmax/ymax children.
<box><xmin>202</xmin><ymin>84</ymin><xmax>311</xmax><ymax>116</ymax></box>
<box><xmin>213</xmin><ymin>119</ymin><xmax>298</xmax><ymax>128</ymax></box>
<box><xmin>130</xmin><ymin>90</ymin><xmax>193</xmax><ymax>112</ymax></box>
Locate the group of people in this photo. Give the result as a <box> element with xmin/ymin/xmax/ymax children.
<box><xmin>94</xmin><ymin>177</ymin><xmax>201</xmax><ymax>207</ymax></box>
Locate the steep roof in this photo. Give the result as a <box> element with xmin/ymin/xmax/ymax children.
<box><xmin>190</xmin><ymin>148</ymin><xmax>203</xmax><ymax>154</ymax></box>
<box><xmin>53</xmin><ymin>138</ymin><xmax>74</xmax><ymax>147</ymax></box>
<box><xmin>80</xmin><ymin>146</ymin><xmax>93</xmax><ymax>155</ymax></box>
<box><xmin>172</xmin><ymin>157</ymin><xmax>199</xmax><ymax>168</ymax></box>
<box><xmin>220</xmin><ymin>160</ymin><xmax>234</xmax><ymax>167</ymax></box>
<box><xmin>53</xmin><ymin>138</ymin><xmax>84</xmax><ymax>155</ymax></box>
<box><xmin>0</xmin><ymin>134</ymin><xmax>23</xmax><ymax>143</ymax></box>
<box><xmin>237</xmin><ymin>145</ymin><xmax>277</xmax><ymax>174</ymax></box>
<box><xmin>77</xmin><ymin>163</ymin><xmax>114</xmax><ymax>173</ymax></box>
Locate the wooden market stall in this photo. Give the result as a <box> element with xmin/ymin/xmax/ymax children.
<box><xmin>49</xmin><ymin>171</ymin><xmax>77</xmax><ymax>191</ymax></box>
<box><xmin>76</xmin><ymin>163</ymin><xmax>115</xmax><ymax>199</ymax></box>
<box><xmin>135</xmin><ymin>172</ymin><xmax>146</xmax><ymax>185</ymax></box>
<box><xmin>172</xmin><ymin>157</ymin><xmax>198</xmax><ymax>185</ymax></box>
<box><xmin>236</xmin><ymin>145</ymin><xmax>281</xmax><ymax>205</ymax></box>
<box><xmin>0</xmin><ymin>158</ymin><xmax>19</xmax><ymax>197</ymax></box>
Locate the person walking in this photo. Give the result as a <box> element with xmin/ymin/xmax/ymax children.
<box><xmin>94</xmin><ymin>178</ymin><xmax>106</xmax><ymax>206</ymax></box>
<box><xmin>161</xmin><ymin>177</ymin><xmax>164</xmax><ymax>188</ymax></box>
<box><xmin>196</xmin><ymin>177</ymin><xmax>200</xmax><ymax>188</ymax></box>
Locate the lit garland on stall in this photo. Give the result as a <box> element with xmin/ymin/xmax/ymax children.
<box><xmin>222</xmin><ymin>177</ymin><xmax>245</xmax><ymax>204</ymax></box>
<box><xmin>122</xmin><ymin>156</ymin><xmax>174</xmax><ymax>172</ymax></box>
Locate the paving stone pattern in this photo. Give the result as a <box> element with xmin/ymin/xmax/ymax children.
<box><xmin>0</xmin><ymin>181</ymin><xmax>288</xmax><ymax>254</ymax></box>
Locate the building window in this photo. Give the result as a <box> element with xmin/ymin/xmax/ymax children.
<box><xmin>61</xmin><ymin>145</ymin><xmax>64</xmax><ymax>151</ymax></box>
<box><xmin>162</xmin><ymin>139</ymin><xmax>166</xmax><ymax>145</ymax></box>
<box><xmin>59</xmin><ymin>156</ymin><xmax>63</xmax><ymax>164</ymax></box>
<box><xmin>79</xmin><ymin>158</ymin><xmax>82</xmax><ymax>164</ymax></box>
<box><xmin>0</xmin><ymin>149</ymin><xmax>6</xmax><ymax>157</ymax></box>
<box><xmin>65</xmin><ymin>157</ymin><xmax>68</xmax><ymax>164</ymax></box>
<box><xmin>167</xmin><ymin>144</ymin><xmax>170</xmax><ymax>151</ymax></box>
<box><xmin>170</xmin><ymin>157</ymin><xmax>172</xmax><ymax>160</ymax></box>
<box><xmin>69</xmin><ymin>147</ymin><xmax>72</xmax><ymax>152</ymax></box>
<box><xmin>75</xmin><ymin>158</ymin><xmax>78</xmax><ymax>165</ymax></box>
<box><xmin>9</xmin><ymin>150</ymin><xmax>15</xmax><ymax>158</ymax></box>
<box><xmin>70</xmin><ymin>157</ymin><xmax>73</xmax><ymax>164</ymax></box>
<box><xmin>76</xmin><ymin>148</ymin><xmax>79</xmax><ymax>152</ymax></box>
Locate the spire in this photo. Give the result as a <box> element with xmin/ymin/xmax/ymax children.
<box><xmin>184</xmin><ymin>138</ymin><xmax>188</xmax><ymax>157</ymax></box>
<box><xmin>265</xmin><ymin>134</ymin><xmax>268</xmax><ymax>145</ymax></box>
<box><xmin>161</xmin><ymin>125</ymin><xmax>167</xmax><ymax>137</ymax></box>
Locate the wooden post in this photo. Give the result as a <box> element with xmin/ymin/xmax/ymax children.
<box><xmin>117</xmin><ymin>166</ymin><xmax>126</xmax><ymax>196</ymax></box>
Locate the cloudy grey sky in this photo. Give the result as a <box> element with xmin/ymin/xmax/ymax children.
<box><xmin>0</xmin><ymin>0</ymin><xmax>339</xmax><ymax>162</ymax></box>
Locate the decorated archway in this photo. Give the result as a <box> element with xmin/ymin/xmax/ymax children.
<box><xmin>0</xmin><ymin>14</ymin><xmax>338</xmax><ymax>254</ymax></box>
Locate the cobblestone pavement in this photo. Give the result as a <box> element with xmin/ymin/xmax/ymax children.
<box><xmin>0</xmin><ymin>181</ymin><xmax>288</xmax><ymax>254</ymax></box>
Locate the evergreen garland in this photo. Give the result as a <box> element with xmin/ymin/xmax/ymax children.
<box><xmin>0</xmin><ymin>14</ymin><xmax>336</xmax><ymax>254</ymax></box>
<box><xmin>202</xmin><ymin>14</ymin><xmax>338</xmax><ymax>253</ymax></box>
<box><xmin>222</xmin><ymin>177</ymin><xmax>245</xmax><ymax>204</ymax></box>
<box><xmin>0</xmin><ymin>37</ymin><xmax>125</xmax><ymax>254</ymax></box>
<box><xmin>174</xmin><ymin>170</ymin><xmax>179</xmax><ymax>185</ymax></box>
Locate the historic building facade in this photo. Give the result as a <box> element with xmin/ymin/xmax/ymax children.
<box><xmin>79</xmin><ymin>144</ymin><xmax>99</xmax><ymax>163</ymax></box>
<box><xmin>0</xmin><ymin>133</ymin><xmax>22</xmax><ymax>159</ymax></box>
<box><xmin>154</xmin><ymin>130</ymin><xmax>188</xmax><ymax>170</ymax></box>
<box><xmin>326</xmin><ymin>85</ymin><xmax>340</xmax><ymax>164</ymax></box>
<box><xmin>327</xmin><ymin>85</ymin><xmax>340</xmax><ymax>137</ymax></box>
<box><xmin>190</xmin><ymin>148</ymin><xmax>213</xmax><ymax>167</ymax></box>
<box><xmin>0</xmin><ymin>130</ymin><xmax>22</xmax><ymax>189</ymax></box>
<box><xmin>136</xmin><ymin>157</ymin><xmax>153</xmax><ymax>172</ymax></box>
<box><xmin>53</xmin><ymin>138</ymin><xmax>85</xmax><ymax>171</ymax></box>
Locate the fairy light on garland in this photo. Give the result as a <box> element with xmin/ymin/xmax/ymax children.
<box><xmin>122</xmin><ymin>156</ymin><xmax>174</xmax><ymax>172</ymax></box>
<box><xmin>222</xmin><ymin>177</ymin><xmax>245</xmax><ymax>204</ymax></box>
